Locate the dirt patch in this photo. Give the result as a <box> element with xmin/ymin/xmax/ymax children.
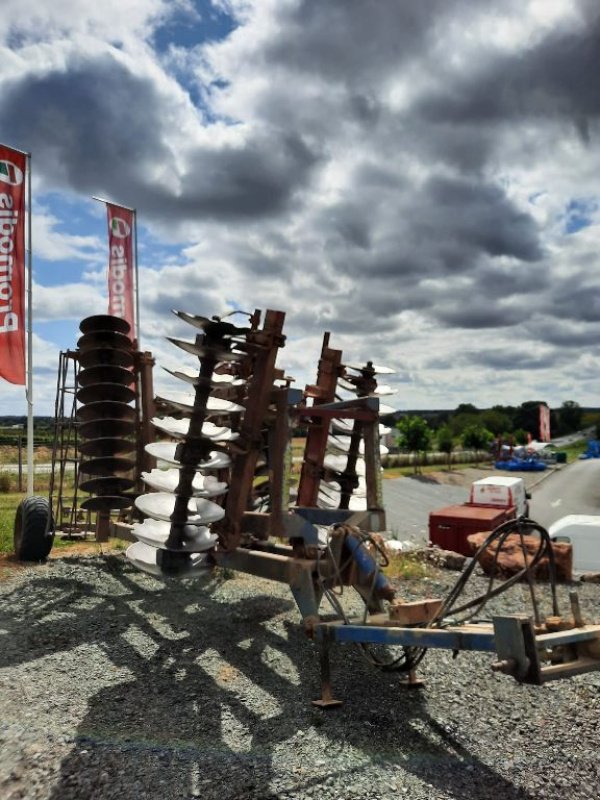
<box><xmin>0</xmin><ymin>540</ymin><xmax>126</xmax><ymax>581</ymax></box>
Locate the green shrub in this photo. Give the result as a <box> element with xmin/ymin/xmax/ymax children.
<box><xmin>0</xmin><ymin>473</ymin><xmax>12</xmax><ymax>493</ymax></box>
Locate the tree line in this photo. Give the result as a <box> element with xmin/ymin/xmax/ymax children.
<box><xmin>393</xmin><ymin>400</ymin><xmax>589</xmax><ymax>474</ymax></box>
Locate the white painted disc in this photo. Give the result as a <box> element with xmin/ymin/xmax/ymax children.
<box><xmin>156</xmin><ymin>391</ymin><xmax>244</xmax><ymax>414</ymax></box>
<box><xmin>132</xmin><ymin>518</ymin><xmax>218</xmax><ymax>552</ymax></box>
<box><xmin>163</xmin><ymin>364</ymin><xmax>245</xmax><ymax>387</ymax></box>
<box><xmin>345</xmin><ymin>363</ymin><xmax>396</xmax><ymax>375</ymax></box>
<box><xmin>151</xmin><ymin>416</ymin><xmax>239</xmax><ymax>442</ymax></box>
<box><xmin>141</xmin><ymin>468</ymin><xmax>228</xmax><ymax>497</ymax></box>
<box><xmin>323</xmin><ymin>454</ymin><xmax>366</xmax><ymax>476</ymax></box>
<box><xmin>145</xmin><ymin>442</ymin><xmax>232</xmax><ymax>469</ymax></box>
<box><xmin>135</xmin><ymin>492</ymin><xmax>225</xmax><ymax>524</ymax></box>
<box><xmin>125</xmin><ymin>541</ymin><xmax>211</xmax><ymax>578</ymax></box>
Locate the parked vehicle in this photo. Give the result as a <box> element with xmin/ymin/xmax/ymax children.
<box><xmin>549</xmin><ymin>515</ymin><xmax>600</xmax><ymax>572</ymax></box>
<box><xmin>469</xmin><ymin>476</ymin><xmax>530</xmax><ymax>517</ymax></box>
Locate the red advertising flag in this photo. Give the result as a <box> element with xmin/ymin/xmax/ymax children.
<box><xmin>0</xmin><ymin>145</ymin><xmax>27</xmax><ymax>385</ymax></box>
<box><xmin>106</xmin><ymin>203</ymin><xmax>135</xmax><ymax>337</ymax></box>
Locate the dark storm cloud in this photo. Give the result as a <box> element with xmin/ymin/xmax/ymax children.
<box><xmin>319</xmin><ymin>175</ymin><xmax>542</xmax><ymax>300</ymax></box>
<box><xmin>436</xmin><ymin>304</ymin><xmax>529</xmax><ymax>329</ymax></box>
<box><xmin>0</xmin><ymin>52</ymin><xmax>319</xmax><ymax>222</ymax></box>
<box><xmin>548</xmin><ymin>281</ymin><xmax>600</xmax><ymax>323</ymax></box>
<box><xmin>263</xmin><ymin>0</ymin><xmax>475</xmax><ymax>86</ymax></box>
<box><xmin>524</xmin><ymin>319</ymin><xmax>600</xmax><ymax>349</ymax></box>
<box><xmin>419</xmin><ymin>177</ymin><xmax>543</xmax><ymax>263</ymax></box>
<box><xmin>428</xmin><ymin>348</ymin><xmax>564</xmax><ymax>371</ymax></box>
<box><xmin>416</xmin><ymin>5</ymin><xmax>600</xmax><ymax>135</ymax></box>
<box><xmin>466</xmin><ymin>349</ymin><xmax>566</xmax><ymax>371</ymax></box>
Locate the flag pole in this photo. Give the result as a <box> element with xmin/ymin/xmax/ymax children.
<box><xmin>26</xmin><ymin>152</ymin><xmax>33</xmax><ymax>496</ymax></box>
<box><xmin>134</xmin><ymin>208</ymin><xmax>140</xmax><ymax>345</ymax></box>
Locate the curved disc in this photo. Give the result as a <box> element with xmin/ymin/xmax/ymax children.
<box><xmin>80</xmin><ymin>495</ymin><xmax>134</xmax><ymax>512</ymax></box>
<box><xmin>155</xmin><ymin>392</ymin><xmax>243</xmax><ymax>415</ymax></box>
<box><xmin>151</xmin><ymin>416</ymin><xmax>239</xmax><ymax>442</ymax></box>
<box><xmin>135</xmin><ymin>492</ymin><xmax>225</xmax><ymax>524</ymax></box>
<box><xmin>79</xmin><ymin>437</ymin><xmax>135</xmax><ymax>457</ymax></box>
<box><xmin>141</xmin><ymin>468</ymin><xmax>227</xmax><ymax>497</ymax></box>
<box><xmin>132</xmin><ymin>518</ymin><xmax>218</xmax><ymax>552</ymax></box>
<box><xmin>79</xmin><ymin>417</ymin><xmax>136</xmax><ymax>439</ymax></box>
<box><xmin>79</xmin><ymin>475</ymin><xmax>136</xmax><ymax>494</ymax></box>
<box><xmin>145</xmin><ymin>441</ymin><xmax>231</xmax><ymax>469</ymax></box>
<box><xmin>172</xmin><ymin>310</ymin><xmax>251</xmax><ymax>337</ymax></box>
<box><xmin>78</xmin><ymin>330</ymin><xmax>133</xmax><ymax>352</ymax></box>
<box><xmin>77</xmin><ymin>401</ymin><xmax>137</xmax><ymax>424</ymax></box>
<box><xmin>125</xmin><ymin>541</ymin><xmax>210</xmax><ymax>578</ymax></box>
<box><xmin>378</xmin><ymin>403</ymin><xmax>396</xmax><ymax>415</ymax></box>
<box><xmin>78</xmin><ymin>364</ymin><xmax>133</xmax><ymax>388</ymax></box>
<box><xmin>327</xmin><ymin>435</ymin><xmax>389</xmax><ymax>457</ymax></box>
<box><xmin>77</xmin><ymin>382</ymin><xmax>136</xmax><ymax>405</ymax></box>
<box><xmin>323</xmin><ymin>454</ymin><xmax>366</xmax><ymax>476</ymax></box>
<box><xmin>345</xmin><ymin>363</ymin><xmax>396</xmax><ymax>375</ymax></box>
<box><xmin>163</xmin><ymin>364</ymin><xmax>245</xmax><ymax>388</ymax></box>
<box><xmin>330</xmin><ymin>418</ymin><xmax>390</xmax><ymax>436</ymax></box>
<box><xmin>79</xmin><ymin>456</ymin><xmax>135</xmax><ymax>476</ymax></box>
<box><xmin>166</xmin><ymin>337</ymin><xmax>243</xmax><ymax>362</ymax></box>
<box><xmin>80</xmin><ymin>314</ymin><xmax>131</xmax><ymax>335</ymax></box>
<box><xmin>78</xmin><ymin>347</ymin><xmax>134</xmax><ymax>369</ymax></box>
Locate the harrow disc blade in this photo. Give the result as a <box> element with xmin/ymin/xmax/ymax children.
<box><xmin>80</xmin><ymin>314</ymin><xmax>131</xmax><ymax>335</ymax></box>
<box><xmin>79</xmin><ymin>456</ymin><xmax>135</xmax><ymax>476</ymax></box>
<box><xmin>144</xmin><ymin>442</ymin><xmax>232</xmax><ymax>470</ymax></box>
<box><xmin>155</xmin><ymin>391</ymin><xmax>244</xmax><ymax>415</ymax></box>
<box><xmin>78</xmin><ymin>330</ymin><xmax>133</xmax><ymax>352</ymax></box>
<box><xmin>141</xmin><ymin>468</ymin><xmax>228</xmax><ymax>497</ymax></box>
<box><xmin>163</xmin><ymin>365</ymin><xmax>245</xmax><ymax>388</ymax></box>
<box><xmin>78</xmin><ymin>347</ymin><xmax>134</xmax><ymax>369</ymax></box>
<box><xmin>125</xmin><ymin>541</ymin><xmax>210</xmax><ymax>578</ymax></box>
<box><xmin>79</xmin><ymin>475</ymin><xmax>136</xmax><ymax>494</ymax></box>
<box><xmin>166</xmin><ymin>337</ymin><xmax>244</xmax><ymax>362</ymax></box>
<box><xmin>80</xmin><ymin>495</ymin><xmax>134</xmax><ymax>512</ymax></box>
<box><xmin>345</xmin><ymin>363</ymin><xmax>396</xmax><ymax>375</ymax></box>
<box><xmin>76</xmin><ymin>401</ymin><xmax>137</xmax><ymax>423</ymax></box>
<box><xmin>76</xmin><ymin>382</ymin><xmax>136</xmax><ymax>405</ymax></box>
<box><xmin>78</xmin><ymin>436</ymin><xmax>135</xmax><ymax>457</ymax></box>
<box><xmin>78</xmin><ymin>417</ymin><xmax>136</xmax><ymax>439</ymax></box>
<box><xmin>132</xmin><ymin>518</ymin><xmax>218</xmax><ymax>552</ymax></box>
<box><xmin>77</xmin><ymin>364</ymin><xmax>134</xmax><ymax>388</ymax></box>
<box><xmin>171</xmin><ymin>310</ymin><xmax>251</xmax><ymax>337</ymax></box>
<box><xmin>323</xmin><ymin>454</ymin><xmax>366</xmax><ymax>476</ymax></box>
<box><xmin>135</xmin><ymin>492</ymin><xmax>226</xmax><ymax>524</ymax></box>
<box><xmin>151</xmin><ymin>416</ymin><xmax>239</xmax><ymax>442</ymax></box>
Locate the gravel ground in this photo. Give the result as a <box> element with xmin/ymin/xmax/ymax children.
<box><xmin>1</xmin><ymin>551</ymin><xmax>599</xmax><ymax>800</ymax></box>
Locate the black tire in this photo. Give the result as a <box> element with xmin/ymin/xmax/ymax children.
<box><xmin>13</xmin><ymin>496</ymin><xmax>54</xmax><ymax>561</ymax></box>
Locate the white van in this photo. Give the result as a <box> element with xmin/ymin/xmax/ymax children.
<box><xmin>549</xmin><ymin>515</ymin><xmax>600</xmax><ymax>572</ymax></box>
<box><xmin>469</xmin><ymin>476</ymin><xmax>529</xmax><ymax>518</ymax></box>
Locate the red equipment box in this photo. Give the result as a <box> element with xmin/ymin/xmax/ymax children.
<box><xmin>428</xmin><ymin>504</ymin><xmax>516</xmax><ymax>556</ymax></box>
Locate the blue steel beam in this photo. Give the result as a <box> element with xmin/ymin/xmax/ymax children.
<box><xmin>315</xmin><ymin>622</ymin><xmax>497</xmax><ymax>652</ymax></box>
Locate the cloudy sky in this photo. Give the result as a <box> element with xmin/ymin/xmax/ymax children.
<box><xmin>1</xmin><ymin>0</ymin><xmax>599</xmax><ymax>416</ymax></box>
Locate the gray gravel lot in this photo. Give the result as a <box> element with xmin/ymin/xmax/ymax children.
<box><xmin>1</xmin><ymin>552</ymin><xmax>599</xmax><ymax>800</ymax></box>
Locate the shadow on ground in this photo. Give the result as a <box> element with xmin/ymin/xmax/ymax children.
<box><xmin>0</xmin><ymin>556</ymin><xmax>534</xmax><ymax>800</ymax></box>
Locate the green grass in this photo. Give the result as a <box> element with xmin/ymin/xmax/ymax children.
<box><xmin>383</xmin><ymin>551</ymin><xmax>430</xmax><ymax>580</ymax></box>
<box><xmin>0</xmin><ymin>492</ymin><xmax>21</xmax><ymax>554</ymax></box>
<box><xmin>0</xmin><ymin>490</ymin><xmax>123</xmax><ymax>556</ymax></box>
<box><xmin>558</xmin><ymin>439</ymin><xmax>588</xmax><ymax>461</ymax></box>
<box><xmin>382</xmin><ymin>462</ymin><xmax>485</xmax><ymax>479</ymax></box>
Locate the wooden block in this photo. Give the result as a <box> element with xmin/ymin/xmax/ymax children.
<box><xmin>388</xmin><ymin>598</ymin><xmax>443</xmax><ymax>625</ymax></box>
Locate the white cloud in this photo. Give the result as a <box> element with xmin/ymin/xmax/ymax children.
<box><xmin>1</xmin><ymin>0</ymin><xmax>600</xmax><ymax>415</ymax></box>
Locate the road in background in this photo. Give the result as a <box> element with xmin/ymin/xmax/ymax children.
<box><xmin>528</xmin><ymin>458</ymin><xmax>600</xmax><ymax>529</ymax></box>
